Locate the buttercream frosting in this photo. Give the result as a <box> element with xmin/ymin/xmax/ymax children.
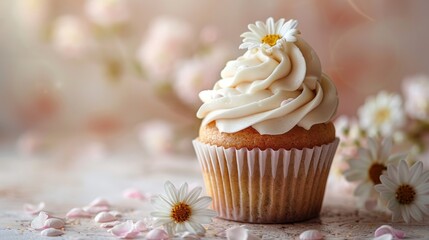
<box><xmin>196</xmin><ymin>18</ymin><xmax>338</xmax><ymax>135</ymax></box>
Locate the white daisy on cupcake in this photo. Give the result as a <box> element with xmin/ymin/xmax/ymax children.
<box><xmin>375</xmin><ymin>160</ymin><xmax>429</xmax><ymax>223</ymax></box>
<box><xmin>239</xmin><ymin>17</ymin><xmax>300</xmax><ymax>50</ymax></box>
<box><xmin>344</xmin><ymin>137</ymin><xmax>406</xmax><ymax>208</ymax></box>
<box><xmin>150</xmin><ymin>181</ymin><xmax>217</xmax><ymax>235</ymax></box>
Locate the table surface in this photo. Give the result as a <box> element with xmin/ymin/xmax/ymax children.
<box><xmin>0</xmin><ymin>144</ymin><xmax>428</xmax><ymax>240</ymax></box>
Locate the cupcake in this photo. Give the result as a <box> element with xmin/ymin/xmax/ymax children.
<box><xmin>193</xmin><ymin>18</ymin><xmax>339</xmax><ymax>223</ymax></box>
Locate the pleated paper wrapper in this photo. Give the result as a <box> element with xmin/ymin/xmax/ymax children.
<box><xmin>193</xmin><ymin>138</ymin><xmax>339</xmax><ymax>223</ymax></box>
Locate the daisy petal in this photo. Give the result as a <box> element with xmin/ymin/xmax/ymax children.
<box><xmin>191</xmin><ymin>196</ymin><xmax>212</xmax><ymax>209</ymax></box>
<box><xmin>379</xmin><ymin>175</ymin><xmax>397</xmax><ymax>192</ymax></box>
<box><xmin>398</xmin><ymin>160</ymin><xmax>409</xmax><ymax>184</ymax></box>
<box><xmin>178</xmin><ymin>183</ymin><xmax>189</xmax><ymax>202</ymax></box>
<box><xmin>184</xmin><ymin>187</ymin><xmax>202</xmax><ymax>204</ymax></box>
<box><xmin>164</xmin><ymin>181</ymin><xmax>179</xmax><ymax>203</ymax></box>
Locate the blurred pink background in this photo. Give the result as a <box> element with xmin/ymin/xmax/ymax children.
<box><xmin>1</xmin><ymin>0</ymin><xmax>428</xmax><ymax>156</ymax></box>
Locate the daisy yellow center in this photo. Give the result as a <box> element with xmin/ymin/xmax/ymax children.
<box><xmin>171</xmin><ymin>202</ymin><xmax>192</xmax><ymax>223</ymax></box>
<box><xmin>395</xmin><ymin>184</ymin><xmax>416</xmax><ymax>205</ymax></box>
<box><xmin>261</xmin><ymin>34</ymin><xmax>282</xmax><ymax>47</ymax></box>
<box><xmin>368</xmin><ymin>163</ymin><xmax>386</xmax><ymax>184</ymax></box>
<box><xmin>375</xmin><ymin>108</ymin><xmax>391</xmax><ymax>124</ymax></box>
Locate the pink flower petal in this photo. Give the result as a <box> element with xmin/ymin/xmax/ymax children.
<box><xmin>109</xmin><ymin>210</ymin><xmax>122</xmax><ymax>217</ymax></box>
<box><xmin>83</xmin><ymin>205</ymin><xmax>110</xmax><ymax>214</ymax></box>
<box><xmin>109</xmin><ymin>220</ymin><xmax>140</xmax><ymax>239</ymax></box>
<box><xmin>225</xmin><ymin>226</ymin><xmax>260</xmax><ymax>240</ymax></box>
<box><xmin>145</xmin><ymin>228</ymin><xmax>169</xmax><ymax>240</ymax></box>
<box><xmin>31</xmin><ymin>211</ymin><xmax>49</xmax><ymax>230</ymax></box>
<box><xmin>44</xmin><ymin>218</ymin><xmax>65</xmax><ymax>229</ymax></box>
<box><xmin>23</xmin><ymin>202</ymin><xmax>45</xmax><ymax>215</ymax></box>
<box><xmin>100</xmin><ymin>221</ymin><xmax>120</xmax><ymax>228</ymax></box>
<box><xmin>122</xmin><ymin>188</ymin><xmax>148</xmax><ymax>200</ymax></box>
<box><xmin>134</xmin><ymin>220</ymin><xmax>149</xmax><ymax>232</ymax></box>
<box><xmin>66</xmin><ymin>208</ymin><xmax>92</xmax><ymax>218</ymax></box>
<box><xmin>40</xmin><ymin>228</ymin><xmax>64</xmax><ymax>236</ymax></box>
<box><xmin>375</xmin><ymin>225</ymin><xmax>405</xmax><ymax>239</ymax></box>
<box><xmin>94</xmin><ymin>212</ymin><xmax>117</xmax><ymax>223</ymax></box>
<box><xmin>299</xmin><ymin>229</ymin><xmax>324</xmax><ymax>240</ymax></box>
<box><xmin>88</xmin><ymin>197</ymin><xmax>110</xmax><ymax>207</ymax></box>
<box><xmin>374</xmin><ymin>234</ymin><xmax>394</xmax><ymax>240</ymax></box>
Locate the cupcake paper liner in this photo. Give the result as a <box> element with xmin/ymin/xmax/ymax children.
<box><xmin>192</xmin><ymin>138</ymin><xmax>339</xmax><ymax>223</ymax></box>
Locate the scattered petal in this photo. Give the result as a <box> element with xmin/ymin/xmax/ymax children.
<box><xmin>374</xmin><ymin>225</ymin><xmax>405</xmax><ymax>239</ymax></box>
<box><xmin>44</xmin><ymin>218</ymin><xmax>65</xmax><ymax>229</ymax></box>
<box><xmin>109</xmin><ymin>220</ymin><xmax>140</xmax><ymax>239</ymax></box>
<box><xmin>94</xmin><ymin>212</ymin><xmax>117</xmax><ymax>223</ymax></box>
<box><xmin>83</xmin><ymin>205</ymin><xmax>110</xmax><ymax>214</ymax></box>
<box><xmin>31</xmin><ymin>211</ymin><xmax>49</xmax><ymax>230</ymax></box>
<box><xmin>109</xmin><ymin>210</ymin><xmax>122</xmax><ymax>217</ymax></box>
<box><xmin>145</xmin><ymin>228</ymin><xmax>169</xmax><ymax>240</ymax></box>
<box><xmin>100</xmin><ymin>221</ymin><xmax>121</xmax><ymax>228</ymax></box>
<box><xmin>88</xmin><ymin>197</ymin><xmax>110</xmax><ymax>207</ymax></box>
<box><xmin>299</xmin><ymin>229</ymin><xmax>323</xmax><ymax>240</ymax></box>
<box><xmin>66</xmin><ymin>208</ymin><xmax>92</xmax><ymax>218</ymax></box>
<box><xmin>123</xmin><ymin>188</ymin><xmax>148</xmax><ymax>200</ymax></box>
<box><xmin>373</xmin><ymin>234</ymin><xmax>393</xmax><ymax>240</ymax></box>
<box><xmin>226</xmin><ymin>226</ymin><xmax>260</xmax><ymax>240</ymax></box>
<box><xmin>40</xmin><ymin>228</ymin><xmax>64</xmax><ymax>236</ymax></box>
<box><xmin>23</xmin><ymin>202</ymin><xmax>45</xmax><ymax>215</ymax></box>
<box><xmin>134</xmin><ymin>220</ymin><xmax>149</xmax><ymax>232</ymax></box>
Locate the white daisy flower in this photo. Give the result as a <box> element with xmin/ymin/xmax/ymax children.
<box><xmin>344</xmin><ymin>138</ymin><xmax>406</xmax><ymax>207</ymax></box>
<box><xmin>239</xmin><ymin>17</ymin><xmax>300</xmax><ymax>50</ymax></box>
<box><xmin>150</xmin><ymin>181</ymin><xmax>217</xmax><ymax>235</ymax></box>
<box><xmin>357</xmin><ymin>91</ymin><xmax>405</xmax><ymax>137</ymax></box>
<box><xmin>375</xmin><ymin>160</ymin><xmax>429</xmax><ymax>223</ymax></box>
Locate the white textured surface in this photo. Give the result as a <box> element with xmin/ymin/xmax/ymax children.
<box><xmin>0</xmin><ymin>150</ymin><xmax>428</xmax><ymax>239</ymax></box>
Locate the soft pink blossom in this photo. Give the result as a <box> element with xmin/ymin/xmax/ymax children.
<box><xmin>138</xmin><ymin>120</ymin><xmax>175</xmax><ymax>155</ymax></box>
<box><xmin>52</xmin><ymin>15</ymin><xmax>92</xmax><ymax>58</ymax></box>
<box><xmin>173</xmin><ymin>46</ymin><xmax>230</xmax><ymax>107</ymax></box>
<box><xmin>14</xmin><ymin>0</ymin><xmax>50</xmax><ymax>35</ymax></box>
<box><xmin>85</xmin><ymin>0</ymin><xmax>129</xmax><ymax>27</ymax></box>
<box><xmin>137</xmin><ymin>16</ymin><xmax>195</xmax><ymax>82</ymax></box>
<box><xmin>402</xmin><ymin>74</ymin><xmax>429</xmax><ymax>121</ymax></box>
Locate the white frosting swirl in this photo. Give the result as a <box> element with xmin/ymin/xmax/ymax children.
<box><xmin>196</xmin><ymin>38</ymin><xmax>338</xmax><ymax>135</ymax></box>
